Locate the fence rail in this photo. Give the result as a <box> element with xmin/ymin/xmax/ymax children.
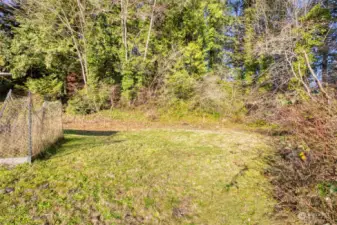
<box><xmin>0</xmin><ymin>90</ymin><xmax>63</xmax><ymax>164</ymax></box>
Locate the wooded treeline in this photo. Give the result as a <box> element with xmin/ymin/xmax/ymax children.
<box><xmin>1</xmin><ymin>0</ymin><xmax>337</xmax><ymax>223</ymax></box>
<box><xmin>1</xmin><ymin>0</ymin><xmax>336</xmax><ymax>113</ymax></box>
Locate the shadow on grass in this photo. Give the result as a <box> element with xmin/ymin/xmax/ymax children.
<box><xmin>64</xmin><ymin>129</ymin><xmax>118</xmax><ymax>136</ymax></box>
<box><xmin>36</xmin><ymin>130</ymin><xmax>120</xmax><ymax>161</ymax></box>
<box><xmin>34</xmin><ymin>138</ymin><xmax>68</xmax><ymax>161</ymax></box>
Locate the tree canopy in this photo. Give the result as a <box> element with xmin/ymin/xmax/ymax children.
<box><xmin>0</xmin><ymin>0</ymin><xmax>336</xmax><ymax>106</ymax></box>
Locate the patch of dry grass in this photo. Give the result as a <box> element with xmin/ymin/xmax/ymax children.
<box><xmin>62</xmin><ymin>108</ymin><xmax>245</xmax><ymax>133</ymax></box>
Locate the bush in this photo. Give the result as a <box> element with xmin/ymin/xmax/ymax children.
<box><xmin>165</xmin><ymin>70</ymin><xmax>196</xmax><ymax>100</ymax></box>
<box><xmin>158</xmin><ymin>73</ymin><xmax>246</xmax><ymax>120</ymax></box>
<box><xmin>66</xmin><ymin>89</ymin><xmax>93</xmax><ymax>115</ymax></box>
<box><xmin>267</xmin><ymin>99</ymin><xmax>337</xmax><ymax>224</ymax></box>
<box><xmin>159</xmin><ymin>99</ymin><xmax>191</xmax><ymax>119</ymax></box>
<box><xmin>26</xmin><ymin>75</ymin><xmax>63</xmax><ymax>100</ymax></box>
<box><xmin>244</xmin><ymin>92</ymin><xmax>337</xmax><ymax>223</ymax></box>
<box><xmin>191</xmin><ymin>76</ymin><xmax>245</xmax><ymax>117</ymax></box>
<box><xmin>66</xmin><ymin>84</ymin><xmax>112</xmax><ymax>115</ymax></box>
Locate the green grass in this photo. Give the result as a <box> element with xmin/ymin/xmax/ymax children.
<box><xmin>100</xmin><ymin>109</ymin><xmax>150</xmax><ymax>122</ymax></box>
<box><xmin>83</xmin><ymin>108</ymin><xmax>222</xmax><ymax>124</ymax></box>
<box><xmin>0</xmin><ymin>128</ymin><xmax>279</xmax><ymax>224</ymax></box>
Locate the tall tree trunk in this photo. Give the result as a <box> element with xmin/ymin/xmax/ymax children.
<box><xmin>76</xmin><ymin>0</ymin><xmax>89</xmax><ymax>84</ymax></box>
<box><xmin>144</xmin><ymin>0</ymin><xmax>156</xmax><ymax>61</ymax></box>
<box><xmin>58</xmin><ymin>11</ymin><xmax>88</xmax><ymax>86</ymax></box>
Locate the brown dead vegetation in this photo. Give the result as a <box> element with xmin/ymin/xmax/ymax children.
<box><xmin>249</xmin><ymin>95</ymin><xmax>337</xmax><ymax>224</ymax></box>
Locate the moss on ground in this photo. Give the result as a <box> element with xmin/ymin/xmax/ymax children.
<box><xmin>0</xmin><ymin>129</ymin><xmax>283</xmax><ymax>224</ymax></box>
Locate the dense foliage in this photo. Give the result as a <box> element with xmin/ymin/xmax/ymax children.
<box><xmin>0</xmin><ymin>1</ymin><xmax>336</xmax><ymax>105</ymax></box>
<box><xmin>1</xmin><ymin>0</ymin><xmax>337</xmax><ymax>223</ymax></box>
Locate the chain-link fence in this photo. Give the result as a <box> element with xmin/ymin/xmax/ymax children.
<box><xmin>0</xmin><ymin>90</ymin><xmax>63</xmax><ymax>164</ymax></box>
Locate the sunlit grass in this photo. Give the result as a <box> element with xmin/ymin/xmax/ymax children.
<box><xmin>0</xmin><ymin>129</ymin><xmax>279</xmax><ymax>224</ymax></box>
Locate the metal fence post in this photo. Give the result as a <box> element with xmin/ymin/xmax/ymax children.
<box><xmin>28</xmin><ymin>92</ymin><xmax>32</xmax><ymax>163</ymax></box>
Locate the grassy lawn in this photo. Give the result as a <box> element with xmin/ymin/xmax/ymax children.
<box><xmin>0</xmin><ymin>128</ymin><xmax>282</xmax><ymax>224</ymax></box>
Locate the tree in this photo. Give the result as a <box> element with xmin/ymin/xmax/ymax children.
<box><xmin>0</xmin><ymin>1</ymin><xmax>17</xmax><ymax>71</ymax></box>
<box><xmin>238</xmin><ymin>0</ymin><xmax>332</xmax><ymax>99</ymax></box>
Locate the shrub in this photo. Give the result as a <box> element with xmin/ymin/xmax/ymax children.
<box><xmin>26</xmin><ymin>75</ymin><xmax>63</xmax><ymax>100</ymax></box>
<box><xmin>66</xmin><ymin>89</ymin><xmax>93</xmax><ymax>115</ymax></box>
<box><xmin>66</xmin><ymin>84</ymin><xmax>112</xmax><ymax>115</ymax></box>
<box><xmin>191</xmin><ymin>76</ymin><xmax>245</xmax><ymax>117</ymax></box>
<box><xmin>267</xmin><ymin>99</ymin><xmax>337</xmax><ymax>224</ymax></box>
<box><xmin>165</xmin><ymin>70</ymin><xmax>196</xmax><ymax>100</ymax></box>
<box><xmin>158</xmin><ymin>73</ymin><xmax>246</xmax><ymax>120</ymax></box>
<box><xmin>159</xmin><ymin>99</ymin><xmax>191</xmax><ymax>119</ymax></box>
